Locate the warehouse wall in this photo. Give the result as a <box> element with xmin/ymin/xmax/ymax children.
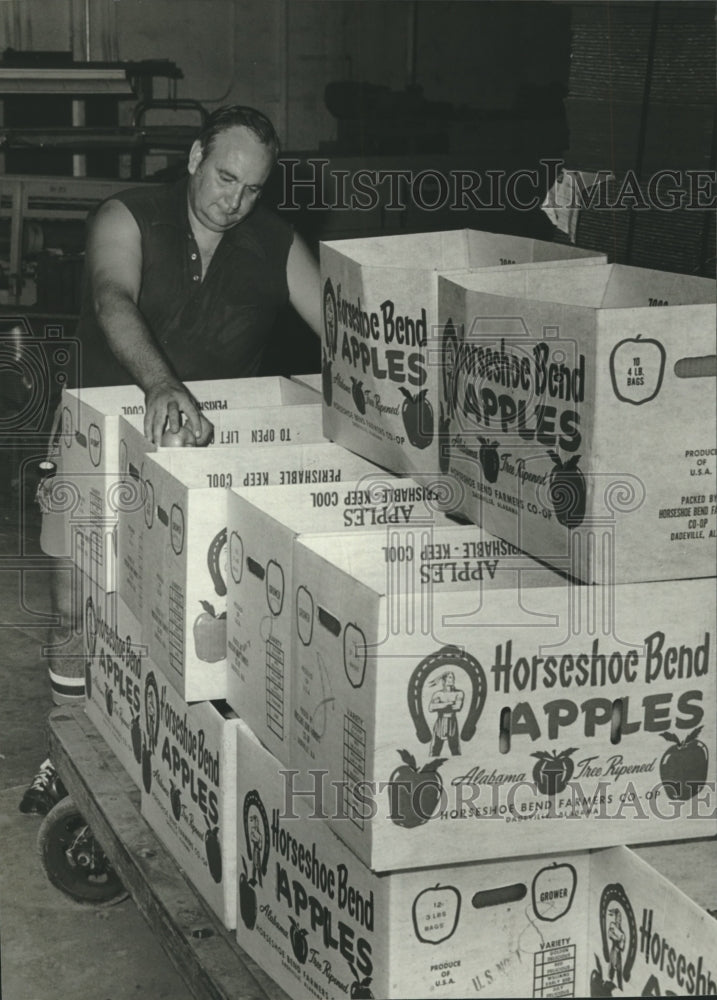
<box><xmin>0</xmin><ymin>0</ymin><xmax>571</xmax><ymax>149</ymax></box>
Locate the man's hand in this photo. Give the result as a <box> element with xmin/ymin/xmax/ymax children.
<box><xmin>144</xmin><ymin>380</ymin><xmax>214</xmax><ymax>446</ymax></box>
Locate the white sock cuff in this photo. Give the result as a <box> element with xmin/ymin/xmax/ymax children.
<box><xmin>49</xmin><ymin>670</ymin><xmax>86</xmax><ymax>705</ymax></box>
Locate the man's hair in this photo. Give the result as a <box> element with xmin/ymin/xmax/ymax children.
<box><xmin>196</xmin><ymin>105</ymin><xmax>280</xmax><ymax>162</ymax></box>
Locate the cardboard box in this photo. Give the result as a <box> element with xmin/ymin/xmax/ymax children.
<box><xmin>291</xmin><ymin>525</ymin><xmax>716</xmax><ymax>871</ymax></box>
<box><xmin>290</xmin><ymin>372</ymin><xmax>322</xmax><ymax>396</ymax></box>
<box><xmin>56</xmin><ymin>376</ymin><xmax>318</xmax><ymax>592</ymax></box>
<box><xmin>437</xmin><ymin>263</ymin><xmax>717</xmax><ymax>583</ymax></box>
<box><xmin>235</xmin><ymin>720</ymin><xmax>717</xmax><ymax>998</ymax></box>
<box><xmin>116</xmin><ymin>397</ymin><xmax>323</xmax><ymax>621</ymax></box>
<box><xmin>139</xmin><ymin>672</ymin><xmax>240</xmax><ymax>929</ymax></box>
<box><xmin>235</xmin><ymin>717</ymin><xmax>591</xmax><ymax>1000</ymax></box>
<box><xmin>226</xmin><ymin>475</ymin><xmax>458</xmax><ymax>760</ymax></box>
<box><xmin>587</xmin><ymin>846</ymin><xmax>717</xmax><ymax>999</ymax></box>
<box><xmin>319</xmin><ymin>229</ymin><xmax>606</xmax><ymax>477</ymax></box>
<box><xmin>142</xmin><ymin>442</ymin><xmax>381</xmax><ymax>703</ymax></box>
<box><xmin>84</xmin><ymin>589</ymin><xmax>149</xmax><ymax>789</ymax></box>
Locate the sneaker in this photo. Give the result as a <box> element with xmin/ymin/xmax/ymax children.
<box><xmin>19</xmin><ymin>758</ymin><xmax>68</xmax><ymax>815</ymax></box>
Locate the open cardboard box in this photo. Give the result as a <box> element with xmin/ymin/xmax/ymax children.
<box><xmin>139</xmin><ymin>442</ymin><xmax>380</xmax><ymax>702</ymax></box>
<box><xmin>54</xmin><ymin>376</ymin><xmax>318</xmax><ymax>593</ymax></box>
<box><xmin>235</xmin><ymin>718</ymin><xmax>717</xmax><ymax>999</ymax></box>
<box><xmin>437</xmin><ymin>263</ymin><xmax>717</xmax><ymax>583</ymax></box>
<box><xmin>116</xmin><ymin>396</ymin><xmax>324</xmax><ymax>621</ymax></box>
<box><xmin>319</xmin><ymin>228</ymin><xmax>606</xmax><ymax>478</ymax></box>
<box><xmin>289</xmin><ymin>523</ymin><xmax>716</xmax><ymax>871</ymax></box>
<box><xmin>226</xmin><ymin>474</ymin><xmax>458</xmax><ymax>761</ymax></box>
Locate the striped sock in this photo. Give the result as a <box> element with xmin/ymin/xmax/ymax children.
<box><xmin>49</xmin><ymin>670</ymin><xmax>86</xmax><ymax>706</ymax></box>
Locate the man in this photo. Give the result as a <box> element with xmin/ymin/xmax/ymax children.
<box><xmin>428</xmin><ymin>670</ymin><xmax>465</xmax><ymax>757</ymax></box>
<box><xmin>20</xmin><ymin>105</ymin><xmax>321</xmax><ymax>813</ymax></box>
<box><xmin>606</xmin><ymin>907</ymin><xmax>625</xmax><ymax>989</ymax></box>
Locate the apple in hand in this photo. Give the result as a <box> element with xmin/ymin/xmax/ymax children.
<box><xmin>387</xmin><ymin>750</ymin><xmax>446</xmax><ymax>828</ymax></box>
<box><xmin>239</xmin><ymin>856</ymin><xmax>257</xmax><ymax>930</ymax></box>
<box><xmin>660</xmin><ymin>726</ymin><xmax>709</xmax><ymax>800</ymax></box>
<box><xmin>161</xmin><ymin>422</ymin><xmax>197</xmax><ymax>447</ymax></box>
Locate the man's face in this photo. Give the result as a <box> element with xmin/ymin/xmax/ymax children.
<box><xmin>187</xmin><ymin>125</ymin><xmax>274</xmax><ymax>234</ymax></box>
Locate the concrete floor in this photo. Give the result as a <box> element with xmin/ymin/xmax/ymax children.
<box><xmin>0</xmin><ymin>470</ymin><xmax>194</xmax><ymax>1000</ymax></box>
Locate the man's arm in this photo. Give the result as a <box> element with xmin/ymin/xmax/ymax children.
<box><xmin>87</xmin><ymin>200</ymin><xmax>213</xmax><ymax>444</ymax></box>
<box><xmin>286</xmin><ymin>231</ymin><xmax>322</xmax><ymax>338</ymax></box>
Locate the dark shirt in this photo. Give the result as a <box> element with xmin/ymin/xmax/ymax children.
<box><xmin>74</xmin><ymin>178</ymin><xmax>293</xmax><ymax>387</ymax></box>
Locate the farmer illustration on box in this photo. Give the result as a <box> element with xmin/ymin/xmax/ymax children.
<box><xmin>607</xmin><ymin>907</ymin><xmax>625</xmax><ymax>989</ymax></box>
<box><xmin>249</xmin><ymin>813</ymin><xmax>264</xmax><ymax>887</ymax></box>
<box><xmin>428</xmin><ymin>671</ymin><xmax>465</xmax><ymax>756</ymax></box>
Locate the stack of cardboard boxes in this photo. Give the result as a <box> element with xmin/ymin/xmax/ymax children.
<box><xmin>60</xmin><ymin>227</ymin><xmax>716</xmax><ymax>998</ymax></box>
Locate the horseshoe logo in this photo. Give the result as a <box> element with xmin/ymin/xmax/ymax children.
<box><xmin>599</xmin><ymin>882</ymin><xmax>637</xmax><ymax>985</ymax></box>
<box><xmin>407</xmin><ymin>645</ymin><xmax>486</xmax><ymax>750</ymax></box>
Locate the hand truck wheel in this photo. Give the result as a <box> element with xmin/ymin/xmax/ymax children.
<box><xmin>37</xmin><ymin>797</ymin><xmax>129</xmax><ymax>906</ymax></box>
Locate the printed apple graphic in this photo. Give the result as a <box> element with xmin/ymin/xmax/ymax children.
<box><xmin>411</xmin><ymin>883</ymin><xmax>462</xmax><ymax>944</ymax></box>
<box><xmin>349</xmin><ymin>969</ymin><xmax>374</xmax><ymax>999</ymax></box>
<box><xmin>531</xmin><ymin>861</ymin><xmax>577</xmax><ymax>921</ymax></box>
<box><xmin>343</xmin><ymin>622</ymin><xmax>367</xmax><ymax>689</ymax></box>
<box><xmin>438</xmin><ymin>403</ymin><xmax>451</xmax><ymax>474</ymax></box>
<box><xmin>88</xmin><ymin>422</ymin><xmax>102</xmax><ymax>467</ymax></box>
<box><xmin>478</xmin><ymin>438</ymin><xmax>500</xmax><ymax>483</ymax></box>
<box><xmin>387</xmin><ymin>750</ymin><xmax>446</xmax><ymax>828</ymax></box>
<box><xmin>204</xmin><ymin>815</ymin><xmax>222</xmax><ymax>884</ymax></box>
<box><xmin>169</xmin><ymin>780</ymin><xmax>182</xmax><ymax>821</ymax></box>
<box><xmin>105</xmin><ymin>684</ymin><xmax>114</xmax><ymax>717</ymax></box>
<box><xmin>142</xmin><ymin>737</ymin><xmax>153</xmax><ymax>794</ymax></box>
<box><xmin>85</xmin><ymin>597</ymin><xmax>98</xmax><ymax>657</ymax></box>
<box><xmin>143</xmin><ymin>479</ymin><xmax>155</xmax><ymax>529</ymax></box>
<box><xmin>323</xmin><ymin>278</ymin><xmax>338</xmax><ymax>358</ymax></box>
<box><xmin>351</xmin><ymin>376</ymin><xmax>367</xmax><ymax>415</ymax></box>
<box><xmin>207</xmin><ymin>527</ymin><xmax>227</xmax><ymax>597</ymax></box>
<box><xmin>229</xmin><ymin>531</ymin><xmax>244</xmax><ymax>585</ymax></box>
<box><xmin>547</xmin><ymin>452</ymin><xmax>586</xmax><ymax>528</ymax></box>
<box><xmin>289</xmin><ymin>917</ymin><xmax>309</xmax><ymax>964</ymax></box>
<box><xmin>131</xmin><ymin>713</ymin><xmax>142</xmax><ymax>764</ymax></box>
<box><xmin>609</xmin><ymin>335</ymin><xmax>666</xmax><ymax>405</ymax></box>
<box><xmin>322</xmin><ymin>348</ymin><xmax>333</xmax><ymax>406</ymax></box>
<box><xmin>239</xmin><ymin>856</ymin><xmax>257</xmax><ymax>930</ymax></box>
<box><xmin>296</xmin><ymin>585</ymin><xmax>314</xmax><ymax>646</ymax></box>
<box><xmin>590</xmin><ymin>955</ymin><xmax>615</xmax><ymax>997</ymax></box>
<box><xmin>531</xmin><ymin>747</ymin><xmax>578</xmax><ymax>797</ymax></box>
<box><xmin>659</xmin><ymin>726</ymin><xmax>709</xmax><ymax>800</ymax></box>
<box><xmin>265</xmin><ymin>559</ymin><xmax>285</xmax><ymax>616</ymax></box>
<box><xmin>399</xmin><ymin>387</ymin><xmax>434</xmax><ymax>450</ymax></box>
<box><xmin>170</xmin><ymin>503</ymin><xmax>185</xmax><ymax>556</ymax></box>
<box><xmin>193</xmin><ymin>601</ymin><xmax>227</xmax><ymax>663</ymax></box>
